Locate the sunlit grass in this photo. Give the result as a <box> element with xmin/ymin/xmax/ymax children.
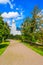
<box><xmin>0</xmin><ymin>42</ymin><xmax>10</xmax><ymax>55</ymax></box>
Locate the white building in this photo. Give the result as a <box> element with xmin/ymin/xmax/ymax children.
<box><xmin>10</xmin><ymin>19</ymin><xmax>21</xmax><ymax>35</ymax></box>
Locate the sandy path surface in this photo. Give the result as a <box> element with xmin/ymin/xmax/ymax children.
<box><xmin>0</xmin><ymin>40</ymin><xmax>43</xmax><ymax>65</ymax></box>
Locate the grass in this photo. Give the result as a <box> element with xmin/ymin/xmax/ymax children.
<box><xmin>0</xmin><ymin>42</ymin><xmax>10</xmax><ymax>55</ymax></box>
<box><xmin>22</xmin><ymin>42</ymin><xmax>43</xmax><ymax>56</ymax></box>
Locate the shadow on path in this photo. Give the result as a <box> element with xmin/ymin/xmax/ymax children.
<box><xmin>0</xmin><ymin>44</ymin><xmax>8</xmax><ymax>49</ymax></box>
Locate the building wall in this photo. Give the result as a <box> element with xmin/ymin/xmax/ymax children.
<box><xmin>10</xmin><ymin>19</ymin><xmax>21</xmax><ymax>35</ymax></box>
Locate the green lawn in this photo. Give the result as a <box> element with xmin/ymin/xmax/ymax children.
<box><xmin>22</xmin><ymin>42</ymin><xmax>43</xmax><ymax>56</ymax></box>
<box><xmin>0</xmin><ymin>42</ymin><xmax>10</xmax><ymax>55</ymax></box>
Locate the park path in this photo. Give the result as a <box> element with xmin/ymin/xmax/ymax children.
<box><xmin>0</xmin><ymin>40</ymin><xmax>43</xmax><ymax>65</ymax></box>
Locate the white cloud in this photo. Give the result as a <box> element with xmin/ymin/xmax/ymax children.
<box><xmin>1</xmin><ymin>11</ymin><xmax>24</xmax><ymax>20</ymax></box>
<box><xmin>16</xmin><ymin>8</ymin><xmax>19</xmax><ymax>10</ymax></box>
<box><xmin>8</xmin><ymin>1</ymin><xmax>14</xmax><ymax>9</ymax></box>
<box><xmin>0</xmin><ymin>0</ymin><xmax>14</xmax><ymax>9</ymax></box>
<box><xmin>1</xmin><ymin>12</ymin><xmax>20</xmax><ymax>18</ymax></box>
<box><xmin>37</xmin><ymin>10</ymin><xmax>43</xmax><ymax>17</ymax></box>
<box><xmin>2</xmin><ymin>11</ymin><xmax>24</xmax><ymax>26</ymax></box>
<box><xmin>1</xmin><ymin>8</ymin><xmax>25</xmax><ymax>21</ymax></box>
<box><xmin>37</xmin><ymin>10</ymin><xmax>43</xmax><ymax>21</ymax></box>
<box><xmin>16</xmin><ymin>11</ymin><xmax>24</xmax><ymax>20</ymax></box>
<box><xmin>0</xmin><ymin>0</ymin><xmax>9</xmax><ymax>4</ymax></box>
<box><xmin>16</xmin><ymin>16</ymin><xmax>23</xmax><ymax>20</ymax></box>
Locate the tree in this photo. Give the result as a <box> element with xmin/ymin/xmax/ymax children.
<box><xmin>2</xmin><ymin>22</ymin><xmax>10</xmax><ymax>42</ymax></box>
<box><xmin>0</xmin><ymin>14</ymin><xmax>10</xmax><ymax>43</ymax></box>
<box><xmin>21</xmin><ymin>17</ymin><xmax>32</xmax><ymax>42</ymax></box>
<box><xmin>31</xmin><ymin>6</ymin><xmax>40</xmax><ymax>32</ymax></box>
<box><xmin>0</xmin><ymin>14</ymin><xmax>4</xmax><ymax>42</ymax></box>
<box><xmin>34</xmin><ymin>8</ymin><xmax>43</xmax><ymax>45</ymax></box>
<box><xmin>21</xmin><ymin>6</ymin><xmax>40</xmax><ymax>44</ymax></box>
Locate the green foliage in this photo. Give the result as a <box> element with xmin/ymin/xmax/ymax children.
<box><xmin>21</xmin><ymin>6</ymin><xmax>43</xmax><ymax>45</ymax></box>
<box><xmin>35</xmin><ymin>31</ymin><xmax>43</xmax><ymax>45</ymax></box>
<box><xmin>21</xmin><ymin>17</ymin><xmax>36</xmax><ymax>43</ymax></box>
<box><xmin>0</xmin><ymin>42</ymin><xmax>10</xmax><ymax>55</ymax></box>
<box><xmin>0</xmin><ymin>14</ymin><xmax>10</xmax><ymax>43</ymax></box>
<box><xmin>9</xmin><ymin>34</ymin><xmax>21</xmax><ymax>40</ymax></box>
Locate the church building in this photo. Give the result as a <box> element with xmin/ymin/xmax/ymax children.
<box><xmin>10</xmin><ymin>19</ymin><xmax>21</xmax><ymax>35</ymax></box>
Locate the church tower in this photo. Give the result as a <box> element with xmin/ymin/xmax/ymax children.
<box><xmin>10</xmin><ymin>19</ymin><xmax>16</xmax><ymax>35</ymax></box>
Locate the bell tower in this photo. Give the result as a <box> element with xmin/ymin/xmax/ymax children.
<box><xmin>10</xmin><ymin>19</ymin><xmax>16</xmax><ymax>35</ymax></box>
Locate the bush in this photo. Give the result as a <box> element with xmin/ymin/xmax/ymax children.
<box><xmin>34</xmin><ymin>32</ymin><xmax>43</xmax><ymax>45</ymax></box>
<box><xmin>14</xmin><ymin>35</ymin><xmax>21</xmax><ymax>40</ymax></box>
<box><xmin>9</xmin><ymin>34</ymin><xmax>22</xmax><ymax>40</ymax></box>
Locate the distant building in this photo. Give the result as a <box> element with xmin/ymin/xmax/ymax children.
<box><xmin>10</xmin><ymin>19</ymin><xmax>21</xmax><ymax>35</ymax></box>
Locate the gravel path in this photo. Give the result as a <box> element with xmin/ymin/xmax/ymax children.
<box><xmin>0</xmin><ymin>40</ymin><xmax>43</xmax><ymax>65</ymax></box>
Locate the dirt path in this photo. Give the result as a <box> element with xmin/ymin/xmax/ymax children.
<box><xmin>0</xmin><ymin>40</ymin><xmax>43</xmax><ymax>65</ymax></box>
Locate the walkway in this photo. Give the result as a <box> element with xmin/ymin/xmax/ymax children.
<box><xmin>0</xmin><ymin>40</ymin><xmax>43</xmax><ymax>65</ymax></box>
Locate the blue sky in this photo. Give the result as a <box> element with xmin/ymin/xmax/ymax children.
<box><xmin>0</xmin><ymin>0</ymin><xmax>43</xmax><ymax>27</ymax></box>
